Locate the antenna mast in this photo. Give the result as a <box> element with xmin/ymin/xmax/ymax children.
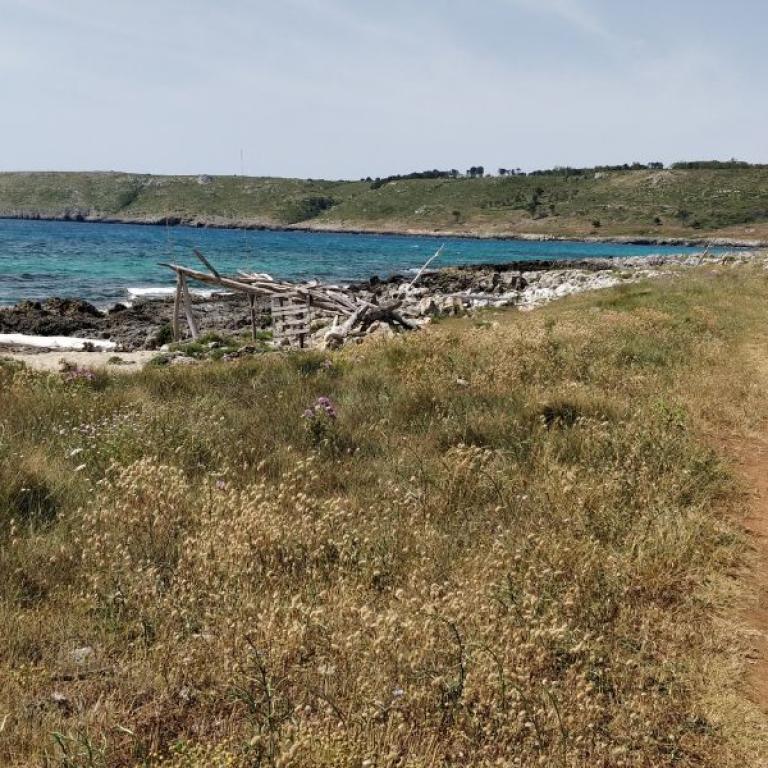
<box><xmin>239</xmin><ymin>149</ymin><xmax>250</xmax><ymax>257</ymax></box>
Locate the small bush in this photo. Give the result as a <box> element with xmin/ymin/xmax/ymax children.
<box><xmin>151</xmin><ymin>324</ymin><xmax>174</xmax><ymax>348</ymax></box>
<box><xmin>539</xmin><ymin>398</ymin><xmax>584</xmax><ymax>427</ymax></box>
<box><xmin>0</xmin><ymin>462</ymin><xmax>60</xmax><ymax>531</ymax></box>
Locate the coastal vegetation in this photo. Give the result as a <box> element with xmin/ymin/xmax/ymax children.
<box><xmin>2</xmin><ymin>266</ymin><xmax>768</xmax><ymax>766</ymax></box>
<box><xmin>3</xmin><ymin>165</ymin><xmax>768</xmax><ymax>240</ymax></box>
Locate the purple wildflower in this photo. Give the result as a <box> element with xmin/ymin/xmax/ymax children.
<box><xmin>302</xmin><ymin>396</ymin><xmax>337</xmax><ymax>421</ymax></box>
<box><xmin>316</xmin><ymin>396</ymin><xmax>337</xmax><ymax>419</ymax></box>
<box><xmin>63</xmin><ymin>366</ymin><xmax>97</xmax><ymax>383</ymax></box>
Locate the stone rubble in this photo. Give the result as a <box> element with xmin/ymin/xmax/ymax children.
<box><xmin>1</xmin><ymin>251</ymin><xmax>764</xmax><ymax>355</ymax></box>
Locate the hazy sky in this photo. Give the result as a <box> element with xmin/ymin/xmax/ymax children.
<box><xmin>1</xmin><ymin>0</ymin><xmax>764</xmax><ymax>178</ymax></box>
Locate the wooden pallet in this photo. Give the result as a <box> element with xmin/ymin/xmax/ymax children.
<box><xmin>271</xmin><ymin>296</ymin><xmax>312</xmax><ymax>348</ymax></box>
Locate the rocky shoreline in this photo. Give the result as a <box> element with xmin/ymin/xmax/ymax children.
<box><xmin>1</xmin><ymin>212</ymin><xmax>766</xmax><ymax>249</ymax></box>
<box><xmin>1</xmin><ymin>251</ymin><xmax>765</xmax><ymax>355</ymax></box>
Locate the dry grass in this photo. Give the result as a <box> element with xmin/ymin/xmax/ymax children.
<box><xmin>1</xmin><ymin>267</ymin><xmax>768</xmax><ymax>767</ymax></box>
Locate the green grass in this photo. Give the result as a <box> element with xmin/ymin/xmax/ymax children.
<box><xmin>3</xmin><ymin>168</ymin><xmax>768</xmax><ymax>238</ymax></box>
<box><xmin>320</xmin><ymin>168</ymin><xmax>768</xmax><ymax>237</ymax></box>
<box><xmin>1</xmin><ymin>269</ymin><xmax>768</xmax><ymax>766</ymax></box>
<box><xmin>0</xmin><ymin>172</ymin><xmax>366</xmax><ymax>227</ymax></box>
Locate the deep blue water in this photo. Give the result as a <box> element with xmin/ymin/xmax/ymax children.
<box><xmin>0</xmin><ymin>218</ymin><xmax>711</xmax><ymax>306</ymax></box>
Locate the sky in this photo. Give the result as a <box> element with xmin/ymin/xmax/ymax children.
<box><xmin>1</xmin><ymin>0</ymin><xmax>765</xmax><ymax>178</ymax></box>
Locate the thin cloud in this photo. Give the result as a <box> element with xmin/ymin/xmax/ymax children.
<box><xmin>506</xmin><ymin>0</ymin><xmax>617</xmax><ymax>43</ymax></box>
<box><xmin>0</xmin><ymin>1</ymin><xmax>765</xmax><ymax>175</ymax></box>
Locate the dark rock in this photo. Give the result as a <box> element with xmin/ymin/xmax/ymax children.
<box><xmin>0</xmin><ymin>260</ymin><xmax>598</xmax><ymax>351</ymax></box>
<box><xmin>43</xmin><ymin>298</ymin><xmax>101</xmax><ymax>317</ymax></box>
<box><xmin>50</xmin><ymin>692</ymin><xmax>71</xmax><ymax>712</ymax></box>
<box><xmin>0</xmin><ymin>297</ymin><xmax>101</xmax><ymax>336</ymax></box>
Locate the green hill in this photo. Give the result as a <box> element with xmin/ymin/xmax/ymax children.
<box><xmin>2</xmin><ymin>168</ymin><xmax>768</xmax><ymax>241</ymax></box>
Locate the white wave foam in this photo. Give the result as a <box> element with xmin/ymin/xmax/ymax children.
<box><xmin>127</xmin><ymin>286</ymin><xmax>175</xmax><ymax>297</ymax></box>
<box><xmin>127</xmin><ymin>286</ymin><xmax>221</xmax><ymax>299</ymax></box>
<box><xmin>0</xmin><ymin>333</ymin><xmax>116</xmax><ymax>351</ymax></box>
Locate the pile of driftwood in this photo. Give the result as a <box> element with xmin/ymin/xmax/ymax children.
<box><xmin>161</xmin><ymin>250</ymin><xmax>422</xmax><ymax>348</ymax></box>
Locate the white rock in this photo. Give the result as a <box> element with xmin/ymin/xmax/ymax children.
<box><xmin>437</xmin><ymin>296</ymin><xmax>464</xmax><ymax>315</ymax></box>
<box><xmin>71</xmin><ymin>646</ymin><xmax>95</xmax><ymax>665</ymax></box>
<box><xmin>171</xmin><ymin>355</ymin><xmax>196</xmax><ymax>366</ymax></box>
<box><xmin>416</xmin><ymin>297</ymin><xmax>438</xmax><ymax>315</ymax></box>
<box><xmin>51</xmin><ymin>692</ymin><xmax>70</xmax><ymax>709</ymax></box>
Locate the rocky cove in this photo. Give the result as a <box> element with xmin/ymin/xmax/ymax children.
<box><xmin>1</xmin><ymin>252</ymin><xmax>765</xmax><ymax>358</ymax></box>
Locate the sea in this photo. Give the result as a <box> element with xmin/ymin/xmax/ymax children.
<box><xmin>0</xmin><ymin>218</ymin><xmax>715</xmax><ymax>307</ymax></box>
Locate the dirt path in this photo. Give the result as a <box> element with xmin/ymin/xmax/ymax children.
<box><xmin>733</xmin><ymin>432</ymin><xmax>768</xmax><ymax>711</ymax></box>
<box><xmin>724</xmin><ymin>340</ymin><xmax>768</xmax><ymax>720</ymax></box>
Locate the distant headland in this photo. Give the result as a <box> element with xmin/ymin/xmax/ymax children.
<box><xmin>2</xmin><ymin>161</ymin><xmax>768</xmax><ymax>244</ymax></box>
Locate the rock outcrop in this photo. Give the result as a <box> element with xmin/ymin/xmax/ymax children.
<box><xmin>1</xmin><ymin>251</ymin><xmax>763</xmax><ymax>353</ymax></box>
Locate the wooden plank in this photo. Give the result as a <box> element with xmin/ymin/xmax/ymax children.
<box><xmin>193</xmin><ymin>248</ymin><xmax>221</xmax><ymax>279</ymax></box>
<box><xmin>276</xmin><ymin>311</ymin><xmax>309</xmax><ymax>319</ymax></box>
<box><xmin>172</xmin><ymin>275</ymin><xmax>181</xmax><ymax>341</ymax></box>
<box><xmin>271</xmin><ymin>299</ymin><xmax>308</xmax><ymax>310</ymax></box>
<box><xmin>271</xmin><ymin>295</ymin><xmax>311</xmax><ymax>347</ymax></box>
<box><xmin>271</xmin><ymin>307</ymin><xmax>310</xmax><ymax>318</ymax></box>
<box><xmin>274</xmin><ymin>319</ymin><xmax>308</xmax><ymax>327</ymax></box>
<box><xmin>325</xmin><ymin>291</ymin><xmax>358</xmax><ymax>311</ymax></box>
<box><xmin>179</xmin><ymin>273</ymin><xmax>200</xmax><ymax>340</ymax></box>
<box><xmin>249</xmin><ymin>295</ymin><xmax>257</xmax><ymax>341</ymax></box>
<box><xmin>323</xmin><ymin>304</ymin><xmax>369</xmax><ymax>346</ymax></box>
<box><xmin>237</xmin><ymin>271</ymin><xmax>275</xmax><ymax>282</ymax></box>
<box><xmin>277</xmin><ymin>323</ymin><xmax>310</xmax><ymax>332</ymax></box>
<box><xmin>159</xmin><ymin>263</ymin><xmax>355</xmax><ymax>316</ymax></box>
<box><xmin>275</xmin><ymin>312</ymin><xmax>309</xmax><ymax>321</ymax></box>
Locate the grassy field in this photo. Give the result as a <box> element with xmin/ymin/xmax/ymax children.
<box><xmin>2</xmin><ymin>168</ymin><xmax>768</xmax><ymax>239</ymax></box>
<box><xmin>2</xmin><ymin>267</ymin><xmax>768</xmax><ymax>766</ymax></box>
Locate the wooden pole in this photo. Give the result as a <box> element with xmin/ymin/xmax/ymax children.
<box><xmin>193</xmin><ymin>248</ymin><xmax>221</xmax><ymax>279</ymax></box>
<box><xmin>408</xmin><ymin>244</ymin><xmax>445</xmax><ymax>289</ymax></box>
<box><xmin>179</xmin><ymin>273</ymin><xmax>200</xmax><ymax>340</ymax></box>
<box><xmin>158</xmin><ymin>263</ymin><xmax>355</xmax><ymax>316</ymax></box>
<box><xmin>323</xmin><ymin>304</ymin><xmax>369</xmax><ymax>347</ymax></box>
<box><xmin>172</xmin><ymin>274</ymin><xmax>182</xmax><ymax>341</ymax></box>
<box><xmin>249</xmin><ymin>295</ymin><xmax>257</xmax><ymax>341</ymax></box>
<box><xmin>301</xmin><ymin>295</ymin><xmax>312</xmax><ymax>349</ymax></box>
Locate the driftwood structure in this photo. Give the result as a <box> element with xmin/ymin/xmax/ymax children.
<box><xmin>160</xmin><ymin>248</ymin><xmax>421</xmax><ymax>348</ymax></box>
<box><xmin>270</xmin><ymin>297</ymin><xmax>312</xmax><ymax>348</ymax></box>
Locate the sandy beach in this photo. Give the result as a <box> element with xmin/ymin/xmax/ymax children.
<box><xmin>1</xmin><ymin>348</ymin><xmax>156</xmax><ymax>372</ymax></box>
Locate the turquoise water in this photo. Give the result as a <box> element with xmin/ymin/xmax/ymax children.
<box><xmin>0</xmin><ymin>219</ymin><xmax>712</xmax><ymax>306</ymax></box>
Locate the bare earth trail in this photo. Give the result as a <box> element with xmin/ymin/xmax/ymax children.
<box><xmin>724</xmin><ymin>344</ymin><xmax>768</xmax><ymax>721</ymax></box>
<box><xmin>741</xmin><ymin>433</ymin><xmax>768</xmax><ymax>710</ymax></box>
